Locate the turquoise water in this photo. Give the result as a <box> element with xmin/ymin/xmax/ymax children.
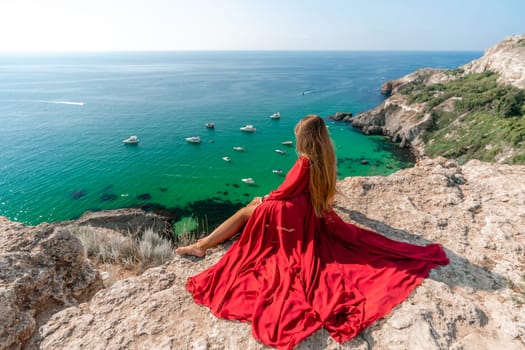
<box><xmin>0</xmin><ymin>51</ymin><xmax>481</xmax><ymax>226</ymax></box>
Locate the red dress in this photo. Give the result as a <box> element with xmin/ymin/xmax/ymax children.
<box><xmin>187</xmin><ymin>157</ymin><xmax>449</xmax><ymax>349</ymax></box>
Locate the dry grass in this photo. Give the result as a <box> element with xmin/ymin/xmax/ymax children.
<box><xmin>173</xmin><ymin>230</ymin><xmax>205</xmax><ymax>247</ymax></box>
<box><xmin>139</xmin><ymin>228</ymin><xmax>175</xmax><ymax>266</ymax></box>
<box><xmin>70</xmin><ymin>225</ymin><xmax>175</xmax><ymax>269</ymax></box>
<box><xmin>69</xmin><ymin>224</ymin><xmax>206</xmax><ymax>286</ymax></box>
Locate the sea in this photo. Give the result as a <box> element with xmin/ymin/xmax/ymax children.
<box><xmin>0</xmin><ymin>51</ymin><xmax>481</xmax><ymax>229</ymax></box>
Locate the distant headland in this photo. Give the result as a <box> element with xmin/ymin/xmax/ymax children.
<box><xmin>351</xmin><ymin>34</ymin><xmax>525</xmax><ymax>164</ymax></box>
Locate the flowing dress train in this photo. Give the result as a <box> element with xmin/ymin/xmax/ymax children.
<box><xmin>186</xmin><ymin>157</ymin><xmax>449</xmax><ymax>349</ymax></box>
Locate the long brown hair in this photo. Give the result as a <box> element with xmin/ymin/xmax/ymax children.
<box><xmin>295</xmin><ymin>115</ymin><xmax>337</xmax><ymax>217</ymax></box>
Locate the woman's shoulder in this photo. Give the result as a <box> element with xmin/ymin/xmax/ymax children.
<box><xmin>298</xmin><ymin>156</ymin><xmax>310</xmax><ymax>167</ymax></box>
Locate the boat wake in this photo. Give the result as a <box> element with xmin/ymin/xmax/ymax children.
<box><xmin>27</xmin><ymin>99</ymin><xmax>86</xmax><ymax>106</ymax></box>
<box><xmin>50</xmin><ymin>100</ymin><xmax>85</xmax><ymax>106</ymax></box>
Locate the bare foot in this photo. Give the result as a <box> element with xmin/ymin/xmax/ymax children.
<box><xmin>176</xmin><ymin>243</ymin><xmax>206</xmax><ymax>257</ymax></box>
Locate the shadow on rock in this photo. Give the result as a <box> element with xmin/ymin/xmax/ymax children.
<box><xmin>334</xmin><ymin>206</ymin><xmax>507</xmax><ymax>292</ymax></box>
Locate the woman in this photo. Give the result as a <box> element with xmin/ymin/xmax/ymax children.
<box><xmin>177</xmin><ymin>115</ymin><xmax>449</xmax><ymax>349</ymax></box>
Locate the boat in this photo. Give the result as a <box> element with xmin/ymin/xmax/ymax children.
<box><xmin>240</xmin><ymin>125</ymin><xmax>256</xmax><ymax>132</ymax></box>
<box><xmin>222</xmin><ymin>156</ymin><xmax>231</xmax><ymax>162</ymax></box>
<box><xmin>205</xmin><ymin>122</ymin><xmax>215</xmax><ymax>129</ymax></box>
<box><xmin>241</xmin><ymin>177</ymin><xmax>255</xmax><ymax>184</ymax></box>
<box><xmin>272</xmin><ymin>169</ymin><xmax>283</xmax><ymax>174</ymax></box>
<box><xmin>233</xmin><ymin>146</ymin><xmax>245</xmax><ymax>151</ymax></box>
<box><xmin>275</xmin><ymin>149</ymin><xmax>286</xmax><ymax>155</ymax></box>
<box><xmin>270</xmin><ymin>112</ymin><xmax>280</xmax><ymax>119</ymax></box>
<box><xmin>123</xmin><ymin>135</ymin><xmax>139</xmax><ymax>144</ymax></box>
<box><xmin>281</xmin><ymin>140</ymin><xmax>293</xmax><ymax>146</ymax></box>
<box><xmin>185</xmin><ymin>136</ymin><xmax>201</xmax><ymax>143</ymax></box>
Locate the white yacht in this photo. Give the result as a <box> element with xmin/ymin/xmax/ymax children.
<box><xmin>272</xmin><ymin>169</ymin><xmax>283</xmax><ymax>174</ymax></box>
<box><xmin>241</xmin><ymin>177</ymin><xmax>255</xmax><ymax>184</ymax></box>
<box><xmin>123</xmin><ymin>135</ymin><xmax>139</xmax><ymax>144</ymax></box>
<box><xmin>233</xmin><ymin>146</ymin><xmax>245</xmax><ymax>151</ymax></box>
<box><xmin>270</xmin><ymin>112</ymin><xmax>281</xmax><ymax>119</ymax></box>
<box><xmin>240</xmin><ymin>125</ymin><xmax>256</xmax><ymax>132</ymax></box>
<box><xmin>205</xmin><ymin>122</ymin><xmax>215</xmax><ymax>129</ymax></box>
<box><xmin>222</xmin><ymin>156</ymin><xmax>231</xmax><ymax>162</ymax></box>
<box><xmin>185</xmin><ymin>136</ymin><xmax>201</xmax><ymax>143</ymax></box>
<box><xmin>275</xmin><ymin>149</ymin><xmax>286</xmax><ymax>155</ymax></box>
<box><xmin>281</xmin><ymin>140</ymin><xmax>293</xmax><ymax>146</ymax></box>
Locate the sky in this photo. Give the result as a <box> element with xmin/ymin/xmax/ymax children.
<box><xmin>0</xmin><ymin>0</ymin><xmax>523</xmax><ymax>52</ymax></box>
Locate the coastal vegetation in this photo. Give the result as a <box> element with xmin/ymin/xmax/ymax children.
<box><xmin>399</xmin><ymin>71</ymin><xmax>525</xmax><ymax>163</ymax></box>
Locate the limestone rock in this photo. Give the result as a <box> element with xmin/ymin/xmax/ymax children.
<box><xmin>381</xmin><ymin>81</ymin><xmax>393</xmax><ymax>95</ymax></box>
<box><xmin>351</xmin><ymin>91</ymin><xmax>432</xmax><ymax>156</ymax></box>
<box><xmin>351</xmin><ymin>67</ymin><xmax>453</xmax><ymax>156</ymax></box>
<box><xmin>462</xmin><ymin>34</ymin><xmax>525</xmax><ymax>89</ymax></box>
<box><xmin>336</xmin><ymin>158</ymin><xmax>525</xmax><ymax>349</ymax></box>
<box><xmin>39</xmin><ymin>159</ymin><xmax>525</xmax><ymax>349</ymax></box>
<box><xmin>0</xmin><ymin>219</ymin><xmax>103</xmax><ymax>350</ymax></box>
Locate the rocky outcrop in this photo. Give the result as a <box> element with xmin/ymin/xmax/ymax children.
<box><xmin>328</xmin><ymin>111</ymin><xmax>353</xmax><ymax>122</ymax></box>
<box><xmin>462</xmin><ymin>34</ymin><xmax>525</xmax><ymax>89</ymax></box>
<box><xmin>381</xmin><ymin>81</ymin><xmax>393</xmax><ymax>95</ymax></box>
<box><xmin>37</xmin><ymin>158</ymin><xmax>525</xmax><ymax>349</ymax></box>
<box><xmin>351</xmin><ymin>68</ymin><xmax>456</xmax><ymax>156</ymax></box>
<box><xmin>0</xmin><ymin>218</ymin><xmax>103</xmax><ymax>349</ymax></box>
<box><xmin>71</xmin><ymin>208</ymin><xmax>173</xmax><ymax>240</ymax></box>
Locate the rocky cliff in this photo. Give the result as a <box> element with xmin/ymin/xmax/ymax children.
<box><xmin>350</xmin><ymin>67</ymin><xmax>453</xmax><ymax>156</ymax></box>
<box><xmin>462</xmin><ymin>34</ymin><xmax>525</xmax><ymax>89</ymax></box>
<box><xmin>2</xmin><ymin>158</ymin><xmax>524</xmax><ymax>349</ymax></box>
<box><xmin>0</xmin><ymin>219</ymin><xmax>103</xmax><ymax>349</ymax></box>
<box><xmin>351</xmin><ymin>34</ymin><xmax>525</xmax><ymax>162</ymax></box>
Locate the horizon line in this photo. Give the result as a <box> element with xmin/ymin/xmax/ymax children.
<box><xmin>0</xmin><ymin>49</ymin><xmax>484</xmax><ymax>54</ymax></box>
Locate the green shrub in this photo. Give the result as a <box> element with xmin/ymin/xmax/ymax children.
<box><xmin>398</xmin><ymin>84</ymin><xmax>415</xmax><ymax>95</ymax></box>
<box><xmin>449</xmin><ymin>68</ymin><xmax>464</xmax><ymax>76</ymax></box>
<box><xmin>512</xmin><ymin>153</ymin><xmax>525</xmax><ymax>164</ymax></box>
<box><xmin>396</xmin><ymin>70</ymin><xmax>525</xmax><ymax>164</ymax></box>
<box><xmin>406</xmin><ymin>72</ymin><xmax>501</xmax><ymax>112</ymax></box>
<box><xmin>496</xmin><ymin>89</ymin><xmax>525</xmax><ymax>117</ymax></box>
<box><xmin>429</xmin><ymin>110</ymin><xmax>457</xmax><ymax>130</ymax></box>
<box><xmin>424</xmin><ymin>111</ymin><xmax>525</xmax><ymax>163</ymax></box>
